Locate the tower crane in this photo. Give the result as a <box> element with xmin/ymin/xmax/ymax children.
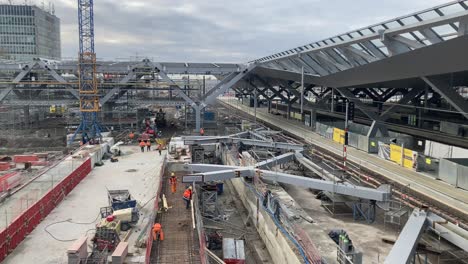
<box><xmin>71</xmin><ymin>0</ymin><xmax>101</xmax><ymax>144</ymax></box>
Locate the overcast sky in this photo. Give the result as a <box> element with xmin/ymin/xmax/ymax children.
<box><xmin>30</xmin><ymin>0</ymin><xmax>452</xmax><ymax>62</ymax></box>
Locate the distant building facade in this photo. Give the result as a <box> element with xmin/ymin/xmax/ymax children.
<box><xmin>0</xmin><ymin>4</ymin><xmax>60</xmax><ymax>61</ymax></box>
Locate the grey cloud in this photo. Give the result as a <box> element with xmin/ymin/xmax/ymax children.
<box><xmin>35</xmin><ymin>0</ymin><xmax>451</xmax><ymax>62</ymax></box>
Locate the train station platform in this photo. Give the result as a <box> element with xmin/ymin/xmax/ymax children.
<box><xmin>219</xmin><ymin>98</ymin><xmax>468</xmax><ymax>221</ymax></box>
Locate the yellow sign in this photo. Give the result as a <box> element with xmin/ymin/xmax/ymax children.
<box><xmin>333</xmin><ymin>128</ymin><xmax>345</xmax><ymax>145</ymax></box>
<box><xmin>390</xmin><ymin>144</ymin><xmax>416</xmax><ymax>169</ymax></box>
<box><xmin>426</xmin><ymin>158</ymin><xmax>432</xmax><ymax>165</ymax></box>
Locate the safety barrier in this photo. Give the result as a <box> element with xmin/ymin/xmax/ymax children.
<box><xmin>0</xmin><ymin>158</ymin><xmax>92</xmax><ymax>262</ymax></box>
<box><xmin>192</xmin><ymin>187</ymin><xmax>208</xmax><ymax>264</ymax></box>
<box><xmin>144</xmin><ymin>156</ymin><xmax>166</xmax><ymax>264</ymax></box>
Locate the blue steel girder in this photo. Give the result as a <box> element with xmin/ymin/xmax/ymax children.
<box><xmin>252</xmin><ymin>1</ymin><xmax>468</xmax><ymax>77</ymax></box>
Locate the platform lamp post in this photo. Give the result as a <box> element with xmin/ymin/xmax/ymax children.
<box><xmin>254</xmin><ymin>81</ymin><xmax>257</xmax><ymax>127</ymax></box>
<box><xmin>300</xmin><ymin>66</ymin><xmax>304</xmax><ymax>116</ymax></box>
<box><xmin>343</xmin><ymin>99</ymin><xmax>349</xmax><ymax>175</ymax></box>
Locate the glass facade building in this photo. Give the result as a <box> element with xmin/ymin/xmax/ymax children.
<box><xmin>0</xmin><ymin>5</ymin><xmax>60</xmax><ymax>61</ymax></box>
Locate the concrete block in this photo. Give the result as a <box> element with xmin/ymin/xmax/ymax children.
<box><xmin>30</xmin><ymin>161</ymin><xmax>49</xmax><ymax>166</ymax></box>
<box><xmin>13</xmin><ymin>155</ymin><xmax>39</xmax><ymax>163</ymax></box>
<box><xmin>0</xmin><ymin>162</ymin><xmax>9</xmax><ymax>171</ymax></box>
<box><xmin>67</xmin><ymin>236</ymin><xmax>88</xmax><ymax>263</ymax></box>
<box><xmin>111</xmin><ymin>242</ymin><xmax>129</xmax><ymax>264</ymax></box>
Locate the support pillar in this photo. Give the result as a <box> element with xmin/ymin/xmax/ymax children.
<box><xmin>194</xmin><ymin>105</ymin><xmax>202</xmax><ymax>132</ymax></box>
<box><xmin>267</xmin><ymin>100</ymin><xmax>271</xmax><ymax>113</ymax></box>
<box><xmin>23</xmin><ymin>105</ymin><xmax>30</xmax><ymax>128</ymax></box>
<box><xmin>311</xmin><ymin>109</ymin><xmax>317</xmax><ymax>129</ymax></box>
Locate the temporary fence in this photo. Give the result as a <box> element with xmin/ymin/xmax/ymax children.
<box><xmin>192</xmin><ymin>186</ymin><xmax>208</xmax><ymax>264</ymax></box>
<box><xmin>0</xmin><ymin>158</ymin><xmax>92</xmax><ymax>262</ymax></box>
<box><xmin>144</xmin><ymin>156</ymin><xmax>167</xmax><ymax>264</ymax></box>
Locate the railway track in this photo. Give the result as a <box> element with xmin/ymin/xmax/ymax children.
<box><xmin>217</xmin><ymin>99</ymin><xmax>468</xmax><ymax>230</ymax></box>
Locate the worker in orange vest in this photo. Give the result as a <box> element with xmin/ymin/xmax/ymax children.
<box><xmin>152</xmin><ymin>223</ymin><xmax>164</xmax><ymax>241</ymax></box>
<box><xmin>200</xmin><ymin>128</ymin><xmax>205</xmax><ymax>136</ymax></box>
<box><xmin>129</xmin><ymin>131</ymin><xmax>135</xmax><ymax>141</ymax></box>
<box><xmin>169</xmin><ymin>172</ymin><xmax>177</xmax><ymax>194</ymax></box>
<box><xmin>157</xmin><ymin>144</ymin><xmax>162</xmax><ymax>156</ymax></box>
<box><xmin>146</xmin><ymin>140</ymin><xmax>151</xmax><ymax>152</ymax></box>
<box><xmin>182</xmin><ymin>186</ymin><xmax>193</xmax><ymax>209</ymax></box>
<box><xmin>139</xmin><ymin>140</ymin><xmax>146</xmax><ymax>152</ymax></box>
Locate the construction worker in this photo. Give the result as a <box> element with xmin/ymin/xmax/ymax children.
<box><xmin>169</xmin><ymin>172</ymin><xmax>177</xmax><ymax>194</ymax></box>
<box><xmin>200</xmin><ymin>127</ymin><xmax>205</xmax><ymax>136</ymax></box>
<box><xmin>152</xmin><ymin>223</ymin><xmax>164</xmax><ymax>241</ymax></box>
<box><xmin>146</xmin><ymin>140</ymin><xmax>151</xmax><ymax>152</ymax></box>
<box><xmin>182</xmin><ymin>186</ymin><xmax>193</xmax><ymax>209</ymax></box>
<box><xmin>157</xmin><ymin>144</ymin><xmax>162</xmax><ymax>156</ymax></box>
<box><xmin>129</xmin><ymin>131</ymin><xmax>135</xmax><ymax>141</ymax></box>
<box><xmin>139</xmin><ymin>140</ymin><xmax>146</xmax><ymax>152</ymax></box>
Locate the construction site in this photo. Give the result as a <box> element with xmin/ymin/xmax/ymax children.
<box><xmin>1</xmin><ymin>0</ymin><xmax>468</xmax><ymax>263</ymax></box>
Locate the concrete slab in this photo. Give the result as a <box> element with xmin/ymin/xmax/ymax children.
<box><xmin>282</xmin><ymin>183</ymin><xmax>394</xmax><ymax>263</ymax></box>
<box><xmin>4</xmin><ymin>145</ymin><xmax>165</xmax><ymax>264</ymax></box>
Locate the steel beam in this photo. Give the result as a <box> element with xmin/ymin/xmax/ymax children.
<box><xmin>422</xmin><ymin>76</ymin><xmax>468</xmax><ymax>119</ymax></box>
<box><xmin>182</xmin><ymin>136</ymin><xmax>304</xmax><ymax>151</ymax></box>
<box><xmin>426</xmin><ymin>212</ymin><xmax>468</xmax><ymax>252</ymax></box>
<box><xmin>180</xmin><ymin>164</ymin><xmax>241</xmax><ymax>173</ymax></box>
<box><xmin>379</xmin><ymin>88</ymin><xmax>423</xmax><ymax>120</ymax></box>
<box><xmin>253</xmin><ymin>8</ymin><xmax>468</xmax><ymax>64</ymax></box>
<box><xmin>203</xmin><ymin>72</ymin><xmax>238</xmax><ymax>100</ymax></box>
<box><xmin>185</xmin><ymin>167</ymin><xmax>391</xmax><ymax>201</ymax></box>
<box><xmin>255</xmin><ymin>152</ymin><xmax>296</xmax><ymax>169</ymax></box>
<box><xmin>154</xmin><ymin>62</ymin><xmax>196</xmax><ymax>107</ymax></box>
<box><xmin>335</xmin><ymin>88</ymin><xmax>380</xmax><ymax>121</ymax></box>
<box><xmin>260</xmin><ymin>170</ymin><xmax>391</xmax><ymax>201</ymax></box>
<box><xmin>204</xmin><ymin>64</ymin><xmax>257</xmax><ymax>105</ymax></box>
<box><xmin>384</xmin><ymin>209</ymin><xmax>428</xmax><ymax>264</ymax></box>
<box><xmin>0</xmin><ymin>87</ymin><xmax>13</xmax><ymax>102</ymax></box>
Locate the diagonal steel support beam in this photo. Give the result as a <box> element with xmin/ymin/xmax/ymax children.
<box><xmin>335</xmin><ymin>88</ymin><xmax>380</xmax><ymax>121</ymax></box>
<box><xmin>384</xmin><ymin>209</ymin><xmax>428</xmax><ymax>264</ymax></box>
<box><xmin>101</xmin><ymin>71</ymin><xmax>135</xmax><ymax>104</ymax></box>
<box><xmin>379</xmin><ymin>88</ymin><xmax>423</xmax><ymax>120</ymax></box>
<box><xmin>0</xmin><ymin>87</ymin><xmax>13</xmax><ymax>102</ymax></box>
<box><xmin>203</xmin><ymin>72</ymin><xmax>238</xmax><ymax>100</ymax></box>
<box><xmin>343</xmin><ymin>46</ymin><xmax>377</xmax><ymax>63</ymax></box>
<box><xmin>154</xmin><ymin>62</ymin><xmax>196</xmax><ymax>107</ymax></box>
<box><xmin>204</xmin><ymin>64</ymin><xmax>257</xmax><ymax>106</ymax></box>
<box><xmin>381</xmin><ymin>33</ymin><xmax>412</xmax><ymax>56</ymax></box>
<box><xmin>253</xmin><ymin>76</ymin><xmax>288</xmax><ymax>102</ymax></box>
<box><xmin>13</xmin><ymin>61</ymin><xmax>37</xmax><ymax>82</ymax></box>
<box><xmin>422</xmin><ymin>76</ymin><xmax>468</xmax><ymax>119</ymax></box>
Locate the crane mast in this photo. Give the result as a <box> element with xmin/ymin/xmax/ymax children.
<box><xmin>74</xmin><ymin>0</ymin><xmax>101</xmax><ymax>144</ymax></box>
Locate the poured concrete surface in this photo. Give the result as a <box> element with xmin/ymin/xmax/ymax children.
<box><xmin>282</xmin><ymin>184</ymin><xmax>394</xmax><ymax>264</ymax></box>
<box><xmin>4</xmin><ymin>145</ymin><xmax>164</xmax><ymax>264</ymax></box>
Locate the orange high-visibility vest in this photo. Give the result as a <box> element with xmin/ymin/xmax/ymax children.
<box><xmin>146</xmin><ymin>141</ymin><xmax>151</xmax><ymax>146</ymax></box>
<box><xmin>139</xmin><ymin>141</ymin><xmax>146</xmax><ymax>147</ymax></box>
<box><xmin>183</xmin><ymin>189</ymin><xmax>192</xmax><ymax>199</ymax></box>
<box><xmin>170</xmin><ymin>177</ymin><xmax>176</xmax><ymax>184</ymax></box>
<box><xmin>153</xmin><ymin>223</ymin><xmax>162</xmax><ymax>231</ymax></box>
<box><xmin>129</xmin><ymin>133</ymin><xmax>135</xmax><ymax>139</ymax></box>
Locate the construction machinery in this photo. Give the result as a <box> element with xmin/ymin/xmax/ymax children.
<box><xmin>155</xmin><ymin>108</ymin><xmax>167</xmax><ymax>128</ymax></box>
<box><xmin>103</xmin><ymin>189</ymin><xmax>140</xmax><ymax>231</ymax></box>
<box><xmin>93</xmin><ymin>217</ymin><xmax>121</xmax><ymax>251</ymax></box>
